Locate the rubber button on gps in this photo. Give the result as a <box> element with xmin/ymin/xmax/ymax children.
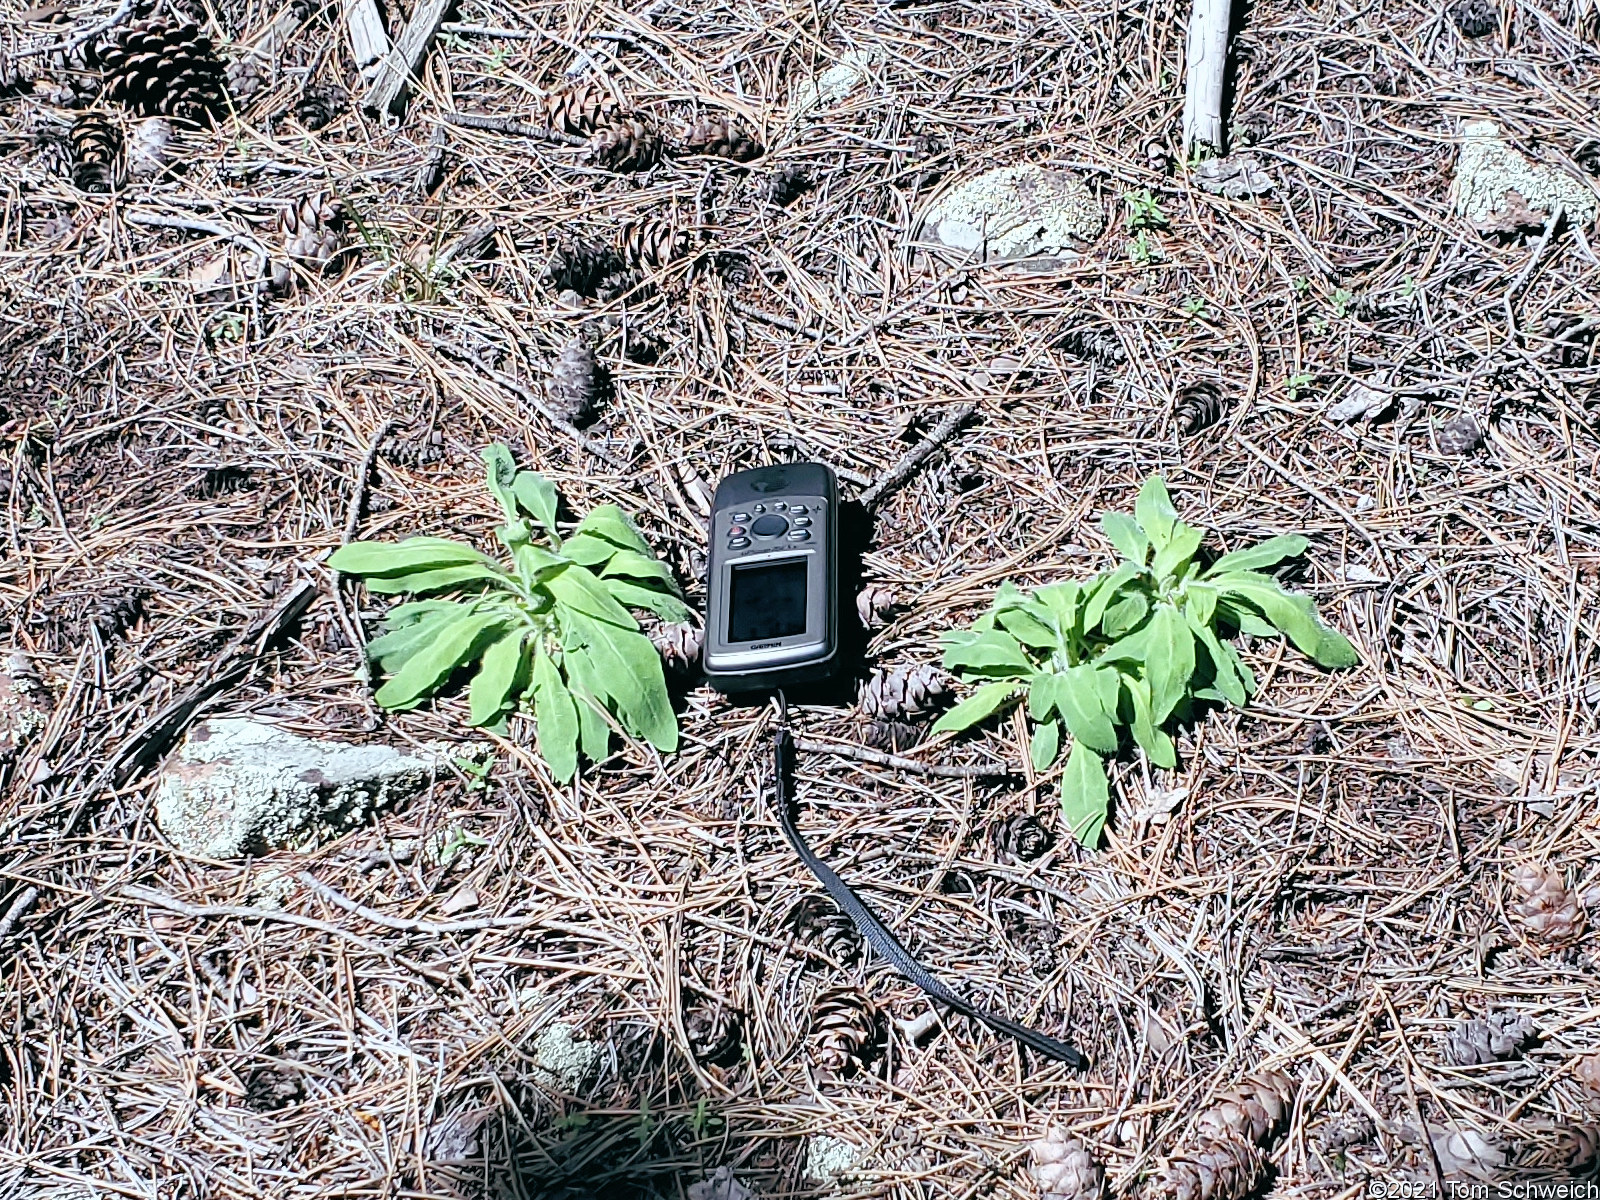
<box><xmin>750</xmin><ymin>514</ymin><xmax>788</xmax><ymax>537</ymax></box>
<box><xmin>728</xmin><ymin>537</ymin><xmax>750</xmax><ymax>548</ymax></box>
<box><xmin>788</xmin><ymin>530</ymin><xmax>811</xmax><ymax>542</ymax></box>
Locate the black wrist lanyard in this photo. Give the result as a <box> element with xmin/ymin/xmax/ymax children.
<box><xmin>770</xmin><ymin>691</ymin><xmax>1085</xmax><ymax>1068</ymax></box>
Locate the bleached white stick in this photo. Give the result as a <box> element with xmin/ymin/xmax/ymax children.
<box><xmin>1182</xmin><ymin>0</ymin><xmax>1231</xmax><ymax>155</ymax></box>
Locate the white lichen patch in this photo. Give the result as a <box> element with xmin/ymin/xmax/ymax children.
<box><xmin>805</xmin><ymin>1134</ymin><xmax>862</xmax><ymax>1183</ymax></box>
<box><xmin>788</xmin><ymin>49</ymin><xmax>878</xmax><ymax>119</ymax></box>
<box><xmin>924</xmin><ymin>164</ymin><xmax>1102</xmax><ymax>259</ymax></box>
<box><xmin>1452</xmin><ymin>119</ymin><xmax>1597</xmax><ymax>231</ymax></box>
<box><xmin>531</xmin><ymin>1021</ymin><xmax>599</xmax><ymax>1090</ymax></box>
<box><xmin>155</xmin><ymin>717</ymin><xmax>452</xmax><ymax>858</ymax></box>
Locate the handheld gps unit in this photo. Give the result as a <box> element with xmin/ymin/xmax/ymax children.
<box><xmin>702</xmin><ymin>463</ymin><xmax>839</xmax><ymax>693</ymax></box>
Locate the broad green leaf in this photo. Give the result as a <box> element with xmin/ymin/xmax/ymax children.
<box><xmin>996</xmin><ymin>605</ymin><xmax>1060</xmax><ymax>650</ymax></box>
<box><xmin>1313</xmin><ymin>626</ymin><xmax>1359</xmax><ymax>669</ymax></box>
<box><xmin>513</xmin><ymin>471</ymin><xmax>561</xmax><ymax>538</ymax></box>
<box><xmin>1218</xmin><ymin>639</ymin><xmax>1257</xmax><ymax>696</ymax></box>
<box><xmin>1028</xmin><ymin>672</ymin><xmax>1061</xmax><ymax>721</ymax></box>
<box><xmin>574</xmin><ymin>505</ymin><xmax>654</xmax><ymax>557</ymax></box>
<box><xmin>513</xmin><ymin>543</ymin><xmax>568</xmax><ymax>587</ymax></box>
<box><xmin>1061</xmin><ymin>739</ymin><xmax>1109</xmax><ymax>848</ymax></box>
<box><xmin>1101</xmin><ymin>512</ymin><xmax>1149</xmax><ymax>565</ymax></box>
<box><xmin>1101</xmin><ymin>593</ymin><xmax>1150</xmax><ymax>639</ymax></box>
<box><xmin>563</xmin><ymin>653</ymin><xmax>615</xmax><ymax>762</ymax></box>
<box><xmin>1212</xmin><ymin>576</ymin><xmax>1328</xmax><ymax>660</ymax></box>
<box><xmin>1144</xmin><ymin>603</ymin><xmax>1195</xmax><ymax>723</ymax></box>
<box><xmin>1185</xmin><ymin>613</ymin><xmax>1246</xmax><ymax>707</ymax></box>
<box><xmin>930</xmin><ymin>681</ymin><xmax>1018</xmax><ymax>733</ymax></box>
<box><xmin>1031</xmin><ymin>719</ymin><xmax>1060</xmax><ymax>771</ymax></box>
<box><xmin>1035</xmin><ymin>582</ymin><xmax>1081</xmax><ymax>642</ymax></box>
<box><xmin>604</xmin><ymin>577</ymin><xmax>693</xmax><ymax>623</ymax></box>
<box><xmin>363</xmin><ymin>563</ymin><xmax>511</xmax><ymax>595</ymax></box>
<box><xmin>1096</xmin><ymin>623</ymin><xmax>1150</xmax><ymax>666</ymax></box>
<box><xmin>1216</xmin><ymin>598</ymin><xmax>1278</xmax><ymax>638</ymax></box>
<box><xmin>1056</xmin><ymin>664</ymin><xmax>1119</xmax><ymax>754</ymax></box>
<box><xmin>1152</xmin><ymin>521</ymin><xmax>1204</xmax><ymax>581</ymax></box>
<box><xmin>1185</xmin><ymin>583</ymin><xmax>1218</xmax><ymax>629</ymax></box>
<box><xmin>1083</xmin><ymin>562</ymin><xmax>1144</xmax><ymax>632</ymax></box>
<box><xmin>566</xmin><ymin>613</ymin><xmax>677</xmax><ymax>752</ymax></box>
<box><xmin>1123</xmin><ymin>675</ymin><xmax>1177</xmax><ymax>768</ymax></box>
<box><xmin>469</xmin><ymin>629</ymin><xmax>525</xmax><ymax>725</ymax></box>
<box><xmin>546</xmin><ymin>562</ymin><xmax>638</xmax><ymax>629</ymax></box>
<box><xmin>374</xmin><ymin>609</ymin><xmax>506</xmax><ymax>710</ymax></box>
<box><xmin>1205</xmin><ymin>534</ymin><xmax>1308</xmax><ymax>577</ymax></box>
<box><xmin>380</xmin><ymin>599</ymin><xmax>459</xmax><ymax>629</ymax></box>
<box><xmin>367</xmin><ymin>601</ymin><xmax>463</xmax><ymax>673</ymax></box>
<box><xmin>329</xmin><ymin>537</ymin><xmax>492</xmax><ymax>577</ymax></box>
<box><xmin>481</xmin><ymin>444</ymin><xmax>520</xmax><ymax>523</ymax></box>
<box><xmin>601</xmin><ymin>550</ymin><xmax>681</xmax><ymax>591</ymax></box>
<box><xmin>560</xmin><ymin>533</ymin><xmax>621</xmax><ymax>568</ymax></box>
<box><xmin>532</xmin><ymin>645</ymin><xmax>579</xmax><ymax>781</ymax></box>
<box><xmin>941</xmin><ymin>629</ymin><xmax>1033</xmax><ymax>678</ymax></box>
<box><xmin>1135</xmin><ymin>475</ymin><xmax>1179</xmax><ymax>549</ymax></box>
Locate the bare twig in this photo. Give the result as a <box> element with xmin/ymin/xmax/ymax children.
<box><xmin>343</xmin><ymin>419</ymin><xmax>395</xmax><ymax>544</ymax></box>
<box><xmin>0</xmin><ymin>887</ymin><xmax>39</xmax><ymax>942</ymax></box>
<box><xmin>443</xmin><ymin>112</ymin><xmax>587</xmax><ymax>147</ymax></box>
<box><xmin>858</xmin><ymin>402</ymin><xmax>978</xmax><ymax>509</ymax></box>
<box><xmin>793</xmin><ymin>737</ymin><xmax>1016</xmax><ymax>778</ymax></box>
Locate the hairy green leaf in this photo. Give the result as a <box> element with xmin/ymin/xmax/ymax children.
<box><xmin>1206</xmin><ymin>534</ymin><xmax>1308</xmax><ymax>576</ymax></box>
<box><xmin>1101</xmin><ymin>512</ymin><xmax>1149</xmax><ymax>565</ymax></box>
<box><xmin>1135</xmin><ymin>474</ymin><xmax>1179</xmax><ymax>549</ymax></box>
<box><xmin>1083</xmin><ymin>562</ymin><xmax>1144</xmax><ymax>632</ymax></box>
<box><xmin>1313</xmin><ymin>626</ymin><xmax>1359</xmax><ymax>668</ymax></box>
<box><xmin>1101</xmin><ymin>592</ymin><xmax>1150</xmax><ymax>639</ymax></box>
<box><xmin>574</xmin><ymin>505</ymin><xmax>654</xmax><ymax>557</ymax></box>
<box><xmin>1185</xmin><ymin>583</ymin><xmax>1218</xmax><ymax>629</ymax></box>
<box><xmin>366</xmin><ymin>601</ymin><xmax>463</xmax><ymax>674</ymax></box>
<box><xmin>363</xmin><ymin>562</ymin><xmax>511</xmax><ymax>595</ymax></box>
<box><xmin>374</xmin><ymin>609</ymin><xmax>506</xmax><ymax>710</ymax></box>
<box><xmin>1028</xmin><ymin>672</ymin><xmax>1060</xmax><ymax>722</ymax></box>
<box><xmin>1152</xmin><ymin>521</ymin><xmax>1204</xmax><ymax>580</ymax></box>
<box><xmin>1144</xmin><ymin>603</ymin><xmax>1195</xmax><ymax>723</ymax></box>
<box><xmin>329</xmin><ymin>537</ymin><xmax>493</xmax><ymax>577</ymax></box>
<box><xmin>1035</xmin><ymin>582</ymin><xmax>1081</xmax><ymax>643</ymax></box>
<box><xmin>513</xmin><ymin>471</ymin><xmax>561</xmax><ymax>538</ymax></box>
<box><xmin>1061</xmin><ymin>739</ymin><xmax>1109</xmax><ymax>848</ymax></box>
<box><xmin>941</xmin><ymin>629</ymin><xmax>1033</xmax><ymax>678</ymax></box>
<box><xmin>559</xmin><ymin>533</ymin><xmax>620</xmax><ymax>568</ymax></box>
<box><xmin>930</xmin><ymin>681</ymin><xmax>1018</xmax><ymax>733</ymax></box>
<box><xmin>562</xmin><ymin>653</ymin><xmax>615</xmax><ymax>762</ymax></box>
<box><xmin>996</xmin><ymin>605</ymin><xmax>1060</xmax><ymax>650</ymax></box>
<box><xmin>1031</xmin><ymin>719</ymin><xmax>1060</xmax><ymax>771</ymax></box>
<box><xmin>604</xmin><ymin>577</ymin><xmax>693</xmax><ymax>623</ymax></box>
<box><xmin>532</xmin><ymin>645</ymin><xmax>579</xmax><ymax>782</ymax></box>
<box><xmin>601</xmin><ymin>550</ymin><xmax>681</xmax><ymax>591</ymax></box>
<box><xmin>567</xmin><ymin>613</ymin><xmax>677</xmax><ymax>752</ymax></box>
<box><xmin>1185</xmin><ymin>612</ymin><xmax>1246</xmax><ymax>707</ymax></box>
<box><xmin>1123</xmin><ymin>675</ymin><xmax>1177</xmax><ymax>768</ymax></box>
<box><xmin>1212</xmin><ymin>575</ymin><xmax>1333</xmax><ymax>660</ymax></box>
<box><xmin>481</xmin><ymin>444</ymin><xmax>520</xmax><ymax>523</ymax></box>
<box><xmin>1054</xmin><ymin>664</ymin><xmax>1120</xmax><ymax>754</ymax></box>
<box><xmin>546</xmin><ymin>562</ymin><xmax>638</xmax><ymax>629</ymax></box>
<box><xmin>469</xmin><ymin>629</ymin><xmax>525</xmax><ymax>726</ymax></box>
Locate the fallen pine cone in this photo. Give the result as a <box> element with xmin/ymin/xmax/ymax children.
<box><xmin>684</xmin><ymin>996</ymin><xmax>742</xmax><ymax>1066</ymax></box>
<box><xmin>586</xmin><ymin>116</ymin><xmax>662</xmax><ymax>172</ymax></box>
<box><xmin>678</xmin><ymin>113</ymin><xmax>762</xmax><ymax>162</ymax></box>
<box><xmin>1441</xmin><ymin>1011</ymin><xmax>1535</xmax><ymax>1065</ymax></box>
<box><xmin>272</xmin><ymin>191</ymin><xmax>347</xmax><ymax>293</ymax></box>
<box><xmin>1437</xmin><ymin>411</ymin><xmax>1484</xmax><ymax>456</ymax></box>
<box><xmin>1030</xmin><ymin>1126</ymin><xmax>1105</xmax><ymax>1200</ymax></box>
<box><xmin>548</xmin><ymin>338</ymin><xmax>608</xmax><ymax>428</ymax></box>
<box><xmin>1194</xmin><ymin>1071</ymin><xmax>1295</xmax><ymax>1146</ymax></box>
<box><xmin>808</xmin><ymin>986</ymin><xmax>879</xmax><ymax>1079</ymax></box>
<box><xmin>1175</xmin><ymin>381</ymin><xmax>1226</xmax><ymax>434</ymax></box>
<box><xmin>69</xmin><ymin>112</ymin><xmax>122</xmax><ymax>192</ymax></box>
<box><xmin>99</xmin><ymin>14</ymin><xmax>227</xmax><ymax>123</ymax></box>
<box><xmin>618</xmin><ymin>216</ymin><xmax>691</xmax><ymax>270</ymax></box>
<box><xmin>544</xmin><ymin>79</ymin><xmax>621</xmax><ymax>135</ymax></box>
<box><xmin>541</xmin><ymin>235</ymin><xmax>626</xmax><ymax>297</ymax></box>
<box><xmin>293</xmin><ymin>81</ymin><xmax>348</xmax><ymax>131</ymax></box>
<box><xmin>991</xmin><ymin>813</ymin><xmax>1055</xmax><ymax>862</ymax></box>
<box><xmin>651</xmin><ymin>622</ymin><xmax>703</xmax><ymax>674</ymax></box>
<box><xmin>858</xmin><ymin>665</ymin><xmax>950</xmax><ymax>720</ymax></box>
<box><xmin>1451</xmin><ymin>0</ymin><xmax>1499</xmax><ymax>36</ymax></box>
<box><xmin>757</xmin><ymin>162</ymin><xmax>812</xmax><ymax>207</ymax></box>
<box><xmin>1157</xmin><ymin>1070</ymin><xmax>1293</xmax><ymax>1199</ymax></box>
<box><xmin>126</xmin><ymin>116</ymin><xmax>173</xmax><ymax>180</ymax></box>
<box><xmin>855</xmin><ymin>584</ymin><xmax>897</xmax><ymax>629</ymax></box>
<box><xmin>863</xmin><ymin>718</ymin><xmax>920</xmax><ymax>753</ymax></box>
<box><xmin>1159</xmin><ymin>1135</ymin><xmax>1266</xmax><ymax>1200</ymax></box>
<box><xmin>1508</xmin><ymin>862</ymin><xmax>1586</xmax><ymax>945</ymax></box>
<box><xmin>788</xmin><ymin>895</ymin><xmax>861</xmax><ymax>966</ymax></box>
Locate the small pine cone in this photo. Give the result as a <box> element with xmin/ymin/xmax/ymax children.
<box><xmin>651</xmin><ymin>622</ymin><xmax>703</xmax><ymax>673</ymax></box>
<box><xmin>69</xmin><ymin>112</ymin><xmax>122</xmax><ymax>192</ymax></box>
<box><xmin>544</xmin><ymin>80</ymin><xmax>621</xmax><ymax>135</ymax></box>
<box><xmin>594</xmin><ymin>268</ymin><xmax>641</xmax><ymax>304</ymax></box>
<box><xmin>855</xmin><ymin>584</ymin><xmax>897</xmax><ymax>629</ymax></box>
<box><xmin>1193</xmin><ymin>1071</ymin><xmax>1295</xmax><ymax>1148</ymax></box>
<box><xmin>1437</xmin><ymin>412</ymin><xmax>1483</xmax><ymax>455</ymax></box>
<box><xmin>1316</xmin><ymin>1111</ymin><xmax>1375</xmax><ymax>1153</ymax></box>
<box><xmin>91</xmin><ymin>590</ymin><xmax>145</xmax><ymax>639</ymax></box>
<box><xmin>992</xmin><ymin>813</ymin><xmax>1056</xmax><ymax>862</ymax></box>
<box><xmin>293</xmin><ymin>82</ymin><xmax>348</xmax><ymax>131</ymax></box>
<box><xmin>1175</xmin><ymin>381</ymin><xmax>1226</xmax><ymax>434</ymax></box>
<box><xmin>1160</xmin><ymin>1135</ymin><xmax>1267</xmax><ymax>1200</ymax></box>
<box><xmin>243</xmin><ymin>1063</ymin><xmax>304</xmax><ymax>1112</ymax></box>
<box><xmin>1029</xmin><ymin>1126</ymin><xmax>1105</xmax><ymax>1200</ymax></box>
<box><xmin>1508</xmin><ymin>862</ymin><xmax>1587</xmax><ymax>945</ymax></box>
<box><xmin>1575</xmin><ymin>1051</ymin><xmax>1600</xmax><ymax>1092</ymax></box>
<box><xmin>787</xmin><ymin>895</ymin><xmax>862</xmax><ymax>966</ymax></box>
<box><xmin>618</xmin><ymin>217</ymin><xmax>690</xmax><ymax>270</ymax></box>
<box><xmin>758</xmin><ymin>163</ymin><xmax>812</xmax><ymax>207</ymax></box>
<box><xmin>548</xmin><ymin>338</ymin><xmax>609</xmax><ymax>428</ymax></box>
<box><xmin>1440</xmin><ymin>1011</ymin><xmax>1536</xmax><ymax>1065</ymax></box>
<box><xmin>0</xmin><ymin>49</ymin><xmax>35</xmax><ymax>98</ymax></box>
<box><xmin>100</xmin><ymin>16</ymin><xmax>227</xmax><ymax>123</ymax></box>
<box><xmin>678</xmin><ymin>114</ymin><xmax>763</xmax><ymax>162</ymax></box>
<box><xmin>808</xmin><ymin>986</ymin><xmax>879</xmax><ymax>1079</ymax></box>
<box><xmin>541</xmin><ymin>235</ymin><xmax>625</xmax><ymax>296</ymax></box>
<box><xmin>273</xmin><ymin>192</ymin><xmax>346</xmax><ymax>291</ymax></box>
<box><xmin>684</xmin><ymin>998</ymin><xmax>742</xmax><ymax>1066</ymax></box>
<box><xmin>126</xmin><ymin>116</ymin><xmax>173</xmax><ymax>180</ymax></box>
<box><xmin>1000</xmin><ymin>910</ymin><xmax>1063</xmax><ymax>977</ymax></box>
<box><xmin>858</xmin><ymin>665</ymin><xmax>951</xmax><ymax>720</ymax></box>
<box><xmin>1057</xmin><ymin>325</ymin><xmax>1126</xmax><ymax>365</ymax></box>
<box><xmin>863</xmin><ymin>719</ymin><xmax>920</xmax><ymax>753</ymax></box>
<box><xmin>586</xmin><ymin>117</ymin><xmax>663</xmax><ymax>172</ymax></box>
<box><xmin>224</xmin><ymin>55</ymin><xmax>266</xmax><ymax>107</ymax></box>
<box><xmin>1451</xmin><ymin>0</ymin><xmax>1499</xmax><ymax>36</ymax></box>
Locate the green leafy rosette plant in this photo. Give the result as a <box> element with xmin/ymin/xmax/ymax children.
<box><xmin>328</xmin><ymin>445</ymin><xmax>690</xmax><ymax>781</ymax></box>
<box><xmin>933</xmin><ymin>475</ymin><xmax>1357</xmax><ymax>847</ymax></box>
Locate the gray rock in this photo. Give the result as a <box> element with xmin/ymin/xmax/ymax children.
<box><xmin>1451</xmin><ymin>119</ymin><xmax>1597</xmax><ymax>234</ymax></box>
<box><xmin>688</xmin><ymin>1166</ymin><xmax>755</xmax><ymax>1200</ymax></box>
<box><xmin>1194</xmin><ymin>154</ymin><xmax>1274</xmax><ymax>200</ymax></box>
<box><xmin>924</xmin><ymin>164</ymin><xmax>1102</xmax><ymax>259</ymax></box>
<box><xmin>155</xmin><ymin>717</ymin><xmax>456</xmax><ymax>858</ymax></box>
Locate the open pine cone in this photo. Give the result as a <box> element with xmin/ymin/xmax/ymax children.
<box><xmin>548</xmin><ymin>338</ymin><xmax>608</xmax><ymax>427</ymax></box>
<box><xmin>858</xmin><ymin>665</ymin><xmax>950</xmax><ymax>720</ymax></box>
<box><xmin>544</xmin><ymin>80</ymin><xmax>621</xmax><ymax>135</ymax></box>
<box><xmin>863</xmin><ymin>718</ymin><xmax>920</xmax><ymax>753</ymax></box>
<box><xmin>541</xmin><ymin>235</ymin><xmax>625</xmax><ymax>297</ymax></box>
<box><xmin>619</xmin><ymin>217</ymin><xmax>690</xmax><ymax>269</ymax></box>
<box><xmin>808</xmin><ymin>986</ymin><xmax>879</xmax><ymax>1079</ymax></box>
<box><xmin>1159</xmin><ymin>1136</ymin><xmax>1267</xmax><ymax>1200</ymax></box>
<box><xmin>856</xmin><ymin>584</ymin><xmax>897</xmax><ymax>629</ymax></box>
<box><xmin>1174</xmin><ymin>381</ymin><xmax>1226</xmax><ymax>434</ymax></box>
<box><xmin>788</xmin><ymin>895</ymin><xmax>862</xmax><ymax>966</ymax></box>
<box><xmin>991</xmin><ymin>813</ymin><xmax>1056</xmax><ymax>861</ymax></box>
<box><xmin>1508</xmin><ymin>862</ymin><xmax>1587</xmax><ymax>945</ymax></box>
<box><xmin>678</xmin><ymin>114</ymin><xmax>763</xmax><ymax>162</ymax></box>
<box><xmin>684</xmin><ymin>997</ymin><xmax>742</xmax><ymax>1066</ymax></box>
<box><xmin>1437</xmin><ymin>412</ymin><xmax>1484</xmax><ymax>456</ymax></box>
<box><xmin>757</xmin><ymin>163</ymin><xmax>812</xmax><ymax>207</ymax></box>
<box><xmin>1029</xmin><ymin>1126</ymin><xmax>1105</xmax><ymax>1200</ymax></box>
<box><xmin>1441</xmin><ymin>1011</ymin><xmax>1535</xmax><ymax>1065</ymax></box>
<box><xmin>651</xmin><ymin>622</ymin><xmax>703</xmax><ymax>674</ymax></box>
<box><xmin>69</xmin><ymin>112</ymin><xmax>122</xmax><ymax>192</ymax></box>
<box><xmin>127</xmin><ymin>116</ymin><xmax>174</xmax><ymax>180</ymax></box>
<box><xmin>293</xmin><ymin>82</ymin><xmax>348</xmax><ymax>132</ymax></box>
<box><xmin>272</xmin><ymin>192</ymin><xmax>346</xmax><ymax>292</ymax></box>
<box><xmin>586</xmin><ymin>117</ymin><xmax>662</xmax><ymax>172</ymax></box>
<box><xmin>99</xmin><ymin>15</ymin><xmax>226</xmax><ymax>123</ymax></box>
<box><xmin>1193</xmin><ymin>1071</ymin><xmax>1295</xmax><ymax>1146</ymax></box>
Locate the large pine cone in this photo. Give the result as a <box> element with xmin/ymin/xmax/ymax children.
<box><xmin>1057</xmin><ymin>325</ymin><xmax>1126</xmax><ymax>365</ymax></box>
<box><xmin>69</xmin><ymin>112</ymin><xmax>122</xmax><ymax>192</ymax></box>
<box><xmin>684</xmin><ymin>997</ymin><xmax>742</xmax><ymax>1066</ymax></box>
<box><xmin>272</xmin><ymin>192</ymin><xmax>346</xmax><ymax>291</ymax></box>
<box><xmin>788</xmin><ymin>895</ymin><xmax>862</xmax><ymax>966</ymax></box>
<box><xmin>1029</xmin><ymin>1126</ymin><xmax>1105</xmax><ymax>1200</ymax></box>
<box><xmin>544</xmin><ymin>80</ymin><xmax>621</xmax><ymax>135</ymax></box>
<box><xmin>858</xmin><ymin>665</ymin><xmax>951</xmax><ymax>720</ymax></box>
<box><xmin>1508</xmin><ymin>862</ymin><xmax>1587</xmax><ymax>945</ymax></box>
<box><xmin>548</xmin><ymin>338</ymin><xmax>608</xmax><ymax>427</ymax></box>
<box><xmin>863</xmin><ymin>718</ymin><xmax>920</xmax><ymax>753</ymax></box>
<box><xmin>678</xmin><ymin>114</ymin><xmax>762</xmax><ymax>162</ymax></box>
<box><xmin>1451</xmin><ymin>0</ymin><xmax>1499</xmax><ymax>36</ymax></box>
<box><xmin>1193</xmin><ymin>1071</ymin><xmax>1295</xmax><ymax>1147</ymax></box>
<box><xmin>586</xmin><ymin>117</ymin><xmax>662</xmax><ymax>172</ymax></box>
<box><xmin>651</xmin><ymin>622</ymin><xmax>703</xmax><ymax>674</ymax></box>
<box><xmin>541</xmin><ymin>235</ymin><xmax>626</xmax><ymax>297</ymax></box>
<box><xmin>808</xmin><ymin>986</ymin><xmax>879</xmax><ymax>1078</ymax></box>
<box><xmin>1441</xmin><ymin>1011</ymin><xmax>1535</xmax><ymax>1065</ymax></box>
<box><xmin>618</xmin><ymin>217</ymin><xmax>690</xmax><ymax>270</ymax></box>
<box><xmin>992</xmin><ymin>813</ymin><xmax>1056</xmax><ymax>861</ymax></box>
<box><xmin>1159</xmin><ymin>1135</ymin><xmax>1266</xmax><ymax>1200</ymax></box>
<box><xmin>99</xmin><ymin>16</ymin><xmax>226</xmax><ymax>123</ymax></box>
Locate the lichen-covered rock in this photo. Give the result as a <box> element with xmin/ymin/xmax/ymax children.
<box><xmin>0</xmin><ymin>652</ymin><xmax>50</xmax><ymax>764</ymax></box>
<box><xmin>154</xmin><ymin>717</ymin><xmax>456</xmax><ymax>857</ymax></box>
<box><xmin>531</xmin><ymin>1021</ymin><xmax>599</xmax><ymax>1090</ymax></box>
<box><xmin>788</xmin><ymin>50</ymin><xmax>877</xmax><ymax>119</ymax></box>
<box><xmin>924</xmin><ymin>164</ymin><xmax>1102</xmax><ymax>259</ymax></box>
<box><xmin>805</xmin><ymin>1133</ymin><xmax>863</xmax><ymax>1183</ymax></box>
<box><xmin>1451</xmin><ymin>119</ymin><xmax>1598</xmax><ymax>234</ymax></box>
